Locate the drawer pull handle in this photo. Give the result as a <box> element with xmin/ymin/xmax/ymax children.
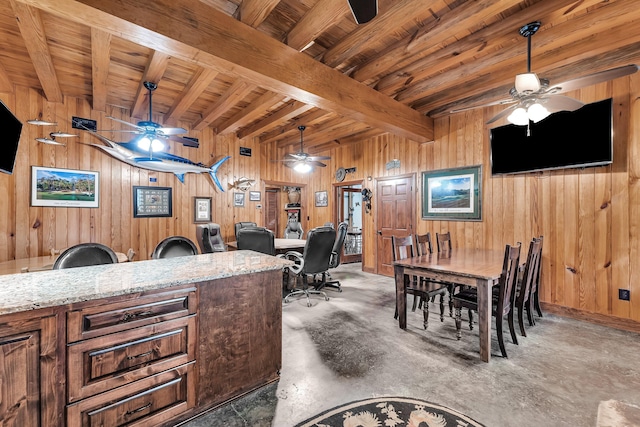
<box><xmin>120</xmin><ymin>311</ymin><xmax>153</xmax><ymax>323</ymax></box>
<box><xmin>125</xmin><ymin>402</ymin><xmax>152</xmax><ymax>416</ymax></box>
<box><xmin>127</xmin><ymin>351</ymin><xmax>153</xmax><ymax>360</ymax></box>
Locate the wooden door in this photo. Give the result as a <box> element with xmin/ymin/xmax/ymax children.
<box><xmin>376</xmin><ymin>175</ymin><xmax>415</xmax><ymax>276</ymax></box>
<box><xmin>264</xmin><ymin>189</ymin><xmax>279</xmax><ymax>235</ymax></box>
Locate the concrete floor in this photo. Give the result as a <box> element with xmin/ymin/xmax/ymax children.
<box><xmin>181</xmin><ymin>262</ymin><xmax>640</xmax><ymax>427</ymax></box>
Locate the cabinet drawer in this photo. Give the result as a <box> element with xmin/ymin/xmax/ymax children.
<box><xmin>67</xmin><ymin>287</ymin><xmax>197</xmax><ymax>342</ymax></box>
<box><xmin>68</xmin><ymin>315</ymin><xmax>196</xmax><ymax>402</ymax></box>
<box><xmin>67</xmin><ymin>362</ymin><xmax>195</xmax><ymax>427</ymax></box>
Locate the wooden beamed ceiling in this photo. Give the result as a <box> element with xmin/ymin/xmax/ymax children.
<box><xmin>1</xmin><ymin>0</ymin><xmax>639</xmax><ymax>153</ymax></box>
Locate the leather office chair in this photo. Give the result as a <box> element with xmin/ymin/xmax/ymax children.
<box><xmin>196</xmin><ymin>223</ymin><xmax>226</xmax><ymax>253</ymax></box>
<box><xmin>237</xmin><ymin>226</ymin><xmax>276</xmax><ymax>256</ymax></box>
<box><xmin>152</xmin><ymin>236</ymin><xmax>198</xmax><ymax>259</ymax></box>
<box><xmin>234</xmin><ymin>222</ymin><xmax>257</xmax><ymax>239</ymax></box>
<box><xmin>284</xmin><ymin>221</ymin><xmax>303</xmax><ymax>239</ymax></box>
<box><xmin>453</xmin><ymin>242</ymin><xmax>522</xmax><ymax>358</ymax></box>
<box><xmin>322</xmin><ymin>221</ymin><xmax>348</xmax><ymax>292</ymax></box>
<box><xmin>281</xmin><ymin>225</ymin><xmax>336</xmax><ymax>307</ymax></box>
<box><xmin>53</xmin><ymin>243</ymin><xmax>119</xmax><ymax>269</ymax></box>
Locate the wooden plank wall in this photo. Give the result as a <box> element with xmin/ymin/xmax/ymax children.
<box><xmin>2</xmin><ymin>72</ymin><xmax>639</xmax><ymax>326</ymax></box>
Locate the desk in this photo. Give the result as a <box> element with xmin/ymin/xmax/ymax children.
<box><xmin>227</xmin><ymin>238</ymin><xmax>306</xmax><ymax>254</ymax></box>
<box><xmin>0</xmin><ymin>252</ymin><xmax>128</xmax><ymax>275</ymax></box>
<box><xmin>394</xmin><ymin>248</ymin><xmax>506</xmax><ymax>363</ymax></box>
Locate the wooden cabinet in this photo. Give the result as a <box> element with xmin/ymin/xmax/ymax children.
<box><xmin>0</xmin><ymin>311</ymin><xmax>62</xmax><ymax>426</ymax></box>
<box><xmin>66</xmin><ymin>286</ymin><xmax>197</xmax><ymax>426</ymax></box>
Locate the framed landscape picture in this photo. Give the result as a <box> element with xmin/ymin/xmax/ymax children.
<box><xmin>31</xmin><ymin>166</ymin><xmax>99</xmax><ymax>208</ymax></box>
<box><xmin>421</xmin><ymin>165</ymin><xmax>482</xmax><ymax>221</ymax></box>
<box><xmin>249</xmin><ymin>191</ymin><xmax>261</xmax><ymax>201</ymax></box>
<box><xmin>133</xmin><ymin>186</ymin><xmax>173</xmax><ymax>218</ymax></box>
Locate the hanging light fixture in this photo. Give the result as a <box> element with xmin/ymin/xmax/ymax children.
<box><xmin>507</xmin><ymin>100</ymin><xmax>550</xmax><ymax>125</ymax></box>
<box><xmin>137</xmin><ymin>134</ymin><xmax>165</xmax><ymax>152</ymax></box>
<box><xmin>293</xmin><ymin>162</ymin><xmax>312</xmax><ymax>173</ymax></box>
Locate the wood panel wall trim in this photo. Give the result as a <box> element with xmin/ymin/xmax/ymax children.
<box><xmin>541</xmin><ymin>302</ymin><xmax>640</xmax><ymax>334</ymax></box>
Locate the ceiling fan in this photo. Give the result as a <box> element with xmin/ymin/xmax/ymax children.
<box><xmin>451</xmin><ymin>21</ymin><xmax>639</xmax><ymax>126</ymax></box>
<box><xmin>104</xmin><ymin>81</ymin><xmax>199</xmax><ymax>150</ymax></box>
<box><xmin>280</xmin><ymin>126</ymin><xmax>330</xmax><ymax>173</ymax></box>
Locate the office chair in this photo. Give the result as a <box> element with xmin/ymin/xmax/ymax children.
<box><xmin>237</xmin><ymin>226</ymin><xmax>276</xmax><ymax>256</ymax></box>
<box><xmin>196</xmin><ymin>223</ymin><xmax>226</xmax><ymax>253</ymax></box>
<box><xmin>151</xmin><ymin>236</ymin><xmax>198</xmax><ymax>259</ymax></box>
<box><xmin>53</xmin><ymin>243</ymin><xmax>119</xmax><ymax>269</ymax></box>
<box><xmin>234</xmin><ymin>221</ymin><xmax>257</xmax><ymax>239</ymax></box>
<box><xmin>281</xmin><ymin>226</ymin><xmax>336</xmax><ymax>307</ymax></box>
<box><xmin>284</xmin><ymin>221</ymin><xmax>303</xmax><ymax>239</ymax></box>
<box><xmin>322</xmin><ymin>221</ymin><xmax>348</xmax><ymax>292</ymax></box>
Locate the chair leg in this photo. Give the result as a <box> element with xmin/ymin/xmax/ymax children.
<box><xmin>496</xmin><ymin>318</ymin><xmax>508</xmax><ymax>358</ymax></box>
<box><xmin>526</xmin><ymin>299</ymin><xmax>536</xmax><ymax>326</ymax></box>
<box><xmin>454</xmin><ymin>307</ymin><xmax>462</xmax><ymax>340</ymax></box>
<box><xmin>422</xmin><ymin>298</ymin><xmax>429</xmax><ymax>330</ymax></box>
<box><xmin>411</xmin><ymin>294</ymin><xmax>419</xmax><ymax>312</ymax></box>
<box><xmin>439</xmin><ymin>294</ymin><xmax>445</xmax><ymax>322</ymax></box>
<box><xmin>518</xmin><ymin>303</ymin><xmax>527</xmax><ymax>337</ymax></box>
<box><xmin>534</xmin><ymin>291</ymin><xmax>543</xmax><ymax>317</ymax></box>
<box><xmin>448</xmin><ymin>284</ymin><xmax>454</xmax><ymax>317</ymax></box>
<box><xmin>468</xmin><ymin>309</ymin><xmax>474</xmax><ymax>331</ymax></box>
<box><xmin>508</xmin><ymin>311</ymin><xmax>518</xmax><ymax>345</ymax></box>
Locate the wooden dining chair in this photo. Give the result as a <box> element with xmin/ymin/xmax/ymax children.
<box><xmin>415</xmin><ymin>232</ymin><xmax>448</xmax><ymax>322</ymax></box>
<box><xmin>435</xmin><ymin>231</ymin><xmax>459</xmax><ymax>316</ymax></box>
<box><xmin>516</xmin><ymin>237</ymin><xmax>543</xmax><ymax>336</ymax></box>
<box><xmin>531</xmin><ymin>236</ymin><xmax>544</xmax><ymax>318</ymax></box>
<box><xmin>452</xmin><ymin>242</ymin><xmax>522</xmax><ymax>358</ymax></box>
<box><xmin>392</xmin><ymin>235</ymin><xmax>447</xmax><ymax>329</ymax></box>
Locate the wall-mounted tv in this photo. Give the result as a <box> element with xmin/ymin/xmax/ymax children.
<box><xmin>0</xmin><ymin>100</ymin><xmax>23</xmax><ymax>175</ymax></box>
<box><xmin>490</xmin><ymin>98</ymin><xmax>613</xmax><ymax>175</ymax></box>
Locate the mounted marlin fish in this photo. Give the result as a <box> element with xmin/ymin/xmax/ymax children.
<box><xmin>75</xmin><ymin>81</ymin><xmax>230</xmax><ymax>191</ymax></box>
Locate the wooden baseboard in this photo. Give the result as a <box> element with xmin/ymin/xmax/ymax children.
<box><xmin>541</xmin><ymin>302</ymin><xmax>640</xmax><ymax>334</ymax></box>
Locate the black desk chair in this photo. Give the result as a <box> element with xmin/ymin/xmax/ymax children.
<box><xmin>237</xmin><ymin>226</ymin><xmax>276</xmax><ymax>256</ymax></box>
<box><xmin>234</xmin><ymin>222</ymin><xmax>257</xmax><ymax>239</ymax></box>
<box><xmin>322</xmin><ymin>221</ymin><xmax>348</xmax><ymax>292</ymax></box>
<box><xmin>281</xmin><ymin>226</ymin><xmax>336</xmax><ymax>307</ymax></box>
<box><xmin>53</xmin><ymin>243</ymin><xmax>119</xmax><ymax>269</ymax></box>
<box><xmin>196</xmin><ymin>223</ymin><xmax>226</xmax><ymax>253</ymax></box>
<box><xmin>152</xmin><ymin>236</ymin><xmax>198</xmax><ymax>259</ymax></box>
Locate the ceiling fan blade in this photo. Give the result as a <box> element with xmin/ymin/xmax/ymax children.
<box><xmin>547</xmin><ymin>64</ymin><xmax>639</xmax><ymax>95</ymax></box>
<box><xmin>542</xmin><ymin>95</ymin><xmax>584</xmax><ymax>113</ymax></box>
<box><xmin>451</xmin><ymin>97</ymin><xmax>517</xmax><ymax>114</ymax></box>
<box><xmin>157</xmin><ymin>126</ymin><xmax>188</xmax><ymax>135</ymax></box>
<box><xmin>166</xmin><ymin>134</ymin><xmax>199</xmax><ymax>147</ymax></box>
<box><xmin>286</xmin><ymin>153</ymin><xmax>307</xmax><ymax>160</ymax></box>
<box><xmin>309</xmin><ymin>161</ymin><xmax>327</xmax><ymax>167</ymax></box>
<box><xmin>486</xmin><ymin>104</ymin><xmax>520</xmax><ymax>125</ymax></box>
<box><xmin>308</xmin><ymin>155</ymin><xmax>331</xmax><ymax>161</ymax></box>
<box><xmin>106</xmin><ymin>116</ymin><xmax>144</xmax><ymax>131</ymax></box>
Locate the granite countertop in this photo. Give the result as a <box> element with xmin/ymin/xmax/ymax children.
<box><xmin>0</xmin><ymin>250</ymin><xmax>291</xmax><ymax>315</ymax></box>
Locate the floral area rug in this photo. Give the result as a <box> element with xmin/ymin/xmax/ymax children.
<box><xmin>294</xmin><ymin>396</ymin><xmax>485</xmax><ymax>427</ymax></box>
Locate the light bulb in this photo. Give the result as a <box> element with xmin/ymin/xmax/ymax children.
<box><xmin>150</xmin><ymin>138</ymin><xmax>165</xmax><ymax>152</ymax></box>
<box><xmin>293</xmin><ymin>162</ymin><xmax>312</xmax><ymax>173</ymax></box>
<box><xmin>527</xmin><ymin>103</ymin><xmax>550</xmax><ymax>123</ymax></box>
<box><xmin>137</xmin><ymin>136</ymin><xmax>151</xmax><ymax>151</ymax></box>
<box><xmin>137</xmin><ymin>135</ymin><xmax>165</xmax><ymax>152</ymax></box>
<box><xmin>507</xmin><ymin>107</ymin><xmax>529</xmax><ymax>126</ymax></box>
<box><xmin>515</xmin><ymin>73</ymin><xmax>540</xmax><ymax>93</ymax></box>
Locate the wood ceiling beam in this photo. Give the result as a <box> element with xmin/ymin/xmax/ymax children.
<box><xmin>373</xmin><ymin>0</ymin><xmax>588</xmax><ymax>96</ymax></box>
<box><xmin>318</xmin><ymin>128</ymin><xmax>386</xmax><ymax>151</ymax></box>
<box><xmin>21</xmin><ymin>0</ymin><xmax>433</xmax><ymax>142</ymax></box>
<box><xmin>164</xmin><ymin>67</ymin><xmax>218</xmax><ymax>125</ymax></box>
<box><xmin>91</xmin><ymin>28</ymin><xmax>111</xmax><ymax>111</ymax></box>
<box><xmin>286</xmin><ymin>0</ymin><xmax>350</xmax><ymax>51</ymax></box>
<box><xmin>276</xmin><ymin>116</ymin><xmax>362</xmax><ymax>149</ymax></box>
<box><xmin>131</xmin><ymin>50</ymin><xmax>170</xmax><ymax>119</ymax></box>
<box><xmin>217</xmin><ymin>91</ymin><xmax>283</xmax><ymax>135</ymax></box>
<box><xmin>237</xmin><ymin>100</ymin><xmax>313</xmax><ymax>139</ymax></box>
<box><xmin>10</xmin><ymin>0</ymin><xmax>62</xmax><ymax>103</ymax></box>
<box><xmin>351</xmin><ymin>0</ymin><xmax>520</xmax><ymax>83</ymax></box>
<box><xmin>0</xmin><ymin>61</ymin><xmax>14</xmax><ymax>93</ymax></box>
<box><xmin>239</xmin><ymin>0</ymin><xmax>281</xmax><ymax>28</ymax></box>
<box><xmin>322</xmin><ymin>0</ymin><xmax>434</xmax><ymax>68</ymax></box>
<box><xmin>259</xmin><ymin>109</ymin><xmax>330</xmax><ymax>144</ymax></box>
<box><xmin>192</xmin><ymin>80</ymin><xmax>255</xmax><ymax>131</ymax></box>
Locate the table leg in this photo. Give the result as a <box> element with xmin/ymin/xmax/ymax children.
<box><xmin>477</xmin><ymin>278</ymin><xmax>492</xmax><ymax>363</ymax></box>
<box><xmin>394</xmin><ymin>265</ymin><xmax>407</xmax><ymax>329</ymax></box>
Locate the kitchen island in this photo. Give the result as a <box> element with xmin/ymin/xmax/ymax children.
<box><xmin>0</xmin><ymin>250</ymin><xmax>290</xmax><ymax>426</ymax></box>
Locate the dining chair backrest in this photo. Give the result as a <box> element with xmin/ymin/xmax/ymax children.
<box><xmin>392</xmin><ymin>235</ymin><xmax>415</xmax><ymax>262</ymax></box>
<box><xmin>529</xmin><ymin>235</ymin><xmax>544</xmax><ymax>302</ymax></box>
<box><xmin>415</xmin><ymin>232</ymin><xmax>433</xmax><ymax>256</ymax></box>
<box><xmin>436</xmin><ymin>231</ymin><xmax>452</xmax><ymax>253</ymax></box>
<box><xmin>497</xmin><ymin>242</ymin><xmax>522</xmax><ymax>318</ymax></box>
<box><xmin>516</xmin><ymin>238</ymin><xmax>543</xmax><ymax>307</ymax></box>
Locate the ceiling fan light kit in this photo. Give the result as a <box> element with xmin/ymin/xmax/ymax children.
<box><xmin>514</xmin><ymin>73</ymin><xmax>540</xmax><ymax>93</ymax></box>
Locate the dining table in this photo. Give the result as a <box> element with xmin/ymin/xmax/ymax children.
<box><xmin>227</xmin><ymin>238</ymin><xmax>306</xmax><ymax>255</ymax></box>
<box><xmin>394</xmin><ymin>248</ymin><xmax>507</xmax><ymax>363</ymax></box>
<box><xmin>0</xmin><ymin>251</ymin><xmax>129</xmax><ymax>276</ymax></box>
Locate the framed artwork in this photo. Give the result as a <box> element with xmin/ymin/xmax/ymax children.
<box><xmin>31</xmin><ymin>166</ymin><xmax>99</xmax><ymax>208</ymax></box>
<box><xmin>315</xmin><ymin>190</ymin><xmax>328</xmax><ymax>207</ymax></box>
<box><xmin>193</xmin><ymin>196</ymin><xmax>212</xmax><ymax>223</ymax></box>
<box><xmin>234</xmin><ymin>192</ymin><xmax>245</xmax><ymax>207</ymax></box>
<box><xmin>249</xmin><ymin>191</ymin><xmax>261</xmax><ymax>201</ymax></box>
<box><xmin>133</xmin><ymin>186</ymin><xmax>173</xmax><ymax>218</ymax></box>
<box><xmin>422</xmin><ymin>165</ymin><xmax>482</xmax><ymax>221</ymax></box>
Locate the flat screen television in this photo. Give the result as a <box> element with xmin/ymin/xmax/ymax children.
<box><xmin>490</xmin><ymin>98</ymin><xmax>613</xmax><ymax>175</ymax></box>
<box><xmin>0</xmin><ymin>100</ymin><xmax>23</xmax><ymax>175</ymax></box>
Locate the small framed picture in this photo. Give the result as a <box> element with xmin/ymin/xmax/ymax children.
<box><xmin>133</xmin><ymin>186</ymin><xmax>172</xmax><ymax>218</ymax></box>
<box><xmin>234</xmin><ymin>192</ymin><xmax>245</xmax><ymax>207</ymax></box>
<box><xmin>194</xmin><ymin>196</ymin><xmax>212</xmax><ymax>223</ymax></box>
<box><xmin>315</xmin><ymin>190</ymin><xmax>328</xmax><ymax>207</ymax></box>
<box><xmin>249</xmin><ymin>191</ymin><xmax>261</xmax><ymax>201</ymax></box>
